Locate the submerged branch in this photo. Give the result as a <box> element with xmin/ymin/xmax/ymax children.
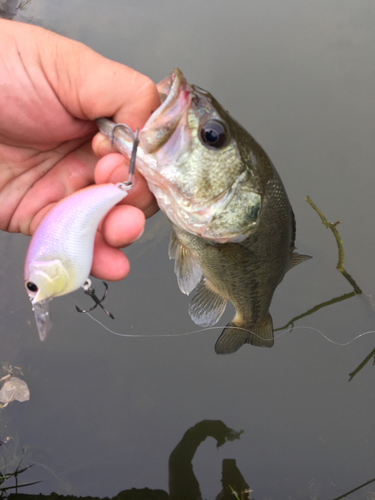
<box><xmin>348</xmin><ymin>347</ymin><xmax>375</xmax><ymax>382</ymax></box>
<box><xmin>275</xmin><ymin>291</ymin><xmax>356</xmax><ymax>332</ymax></box>
<box><xmin>305</xmin><ymin>196</ymin><xmax>362</xmax><ymax>294</ymax></box>
<box><xmin>332</xmin><ymin>475</ymin><xmax>375</xmax><ymax>500</ymax></box>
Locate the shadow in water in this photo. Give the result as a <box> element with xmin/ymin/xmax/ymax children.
<box><xmin>3</xmin><ymin>419</ymin><xmax>375</xmax><ymax>499</ymax></box>
<box><xmin>167</xmin><ymin>420</ymin><xmax>247</xmax><ymax>500</ymax></box>
<box><xmin>2</xmin><ymin>420</ymin><xmax>251</xmax><ymax>500</ymax></box>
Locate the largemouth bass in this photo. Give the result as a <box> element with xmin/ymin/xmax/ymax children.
<box><xmin>99</xmin><ymin>68</ymin><xmax>310</xmax><ymax>354</ymax></box>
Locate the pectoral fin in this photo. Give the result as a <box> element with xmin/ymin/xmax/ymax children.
<box><xmin>169</xmin><ymin>230</ymin><xmax>202</xmax><ymax>295</ymax></box>
<box><xmin>189</xmin><ymin>279</ymin><xmax>227</xmax><ymax>327</ymax></box>
<box><xmin>215</xmin><ymin>314</ymin><xmax>274</xmax><ymax>354</ymax></box>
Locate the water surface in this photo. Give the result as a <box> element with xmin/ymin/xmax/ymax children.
<box><xmin>1</xmin><ymin>1</ymin><xmax>374</xmax><ymax>499</ymax></box>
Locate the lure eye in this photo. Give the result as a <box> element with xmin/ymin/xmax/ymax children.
<box><xmin>199</xmin><ymin>120</ymin><xmax>228</xmax><ymax>149</ymax></box>
<box><xmin>26</xmin><ymin>282</ymin><xmax>38</xmax><ymax>293</ymax></box>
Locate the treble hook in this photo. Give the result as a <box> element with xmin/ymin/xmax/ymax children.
<box><xmin>76</xmin><ymin>279</ymin><xmax>115</xmax><ymax>319</ymax></box>
<box><xmin>110</xmin><ymin>124</ymin><xmax>139</xmax><ymax>188</ymax></box>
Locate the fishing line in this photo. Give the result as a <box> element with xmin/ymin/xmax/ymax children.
<box><xmin>274</xmin><ymin>325</ymin><xmax>375</xmax><ymax>346</ymax></box>
<box><xmin>81</xmin><ymin>310</ymin><xmax>375</xmax><ymax>347</ymax></box>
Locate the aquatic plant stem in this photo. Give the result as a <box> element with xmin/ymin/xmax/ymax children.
<box><xmin>305</xmin><ymin>196</ymin><xmax>362</xmax><ymax>294</ymax></box>
<box><xmin>332</xmin><ymin>475</ymin><xmax>375</xmax><ymax>500</ymax></box>
<box><xmin>274</xmin><ymin>291</ymin><xmax>356</xmax><ymax>332</ymax></box>
<box><xmin>348</xmin><ymin>347</ymin><xmax>375</xmax><ymax>381</ymax></box>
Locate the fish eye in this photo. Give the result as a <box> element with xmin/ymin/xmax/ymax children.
<box><xmin>199</xmin><ymin>120</ymin><xmax>228</xmax><ymax>149</ymax></box>
<box><xmin>26</xmin><ymin>282</ymin><xmax>38</xmax><ymax>293</ymax></box>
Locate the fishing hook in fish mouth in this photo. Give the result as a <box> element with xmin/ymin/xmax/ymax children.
<box><xmin>76</xmin><ymin>279</ymin><xmax>115</xmax><ymax>319</ymax></box>
<box><xmin>110</xmin><ymin>124</ymin><xmax>139</xmax><ymax>188</ymax></box>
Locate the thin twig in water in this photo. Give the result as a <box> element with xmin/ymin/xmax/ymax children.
<box><xmin>305</xmin><ymin>196</ymin><xmax>362</xmax><ymax>294</ymax></box>
<box><xmin>332</xmin><ymin>475</ymin><xmax>375</xmax><ymax>500</ymax></box>
<box><xmin>275</xmin><ymin>291</ymin><xmax>356</xmax><ymax>332</ymax></box>
<box><xmin>348</xmin><ymin>347</ymin><xmax>375</xmax><ymax>381</ymax></box>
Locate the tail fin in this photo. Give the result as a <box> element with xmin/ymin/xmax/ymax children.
<box><xmin>215</xmin><ymin>314</ymin><xmax>274</xmax><ymax>354</ymax></box>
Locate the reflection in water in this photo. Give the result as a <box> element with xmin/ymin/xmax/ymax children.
<box><xmin>2</xmin><ymin>417</ymin><xmax>375</xmax><ymax>499</ymax></box>
<box><xmin>216</xmin><ymin>459</ymin><xmax>251</xmax><ymax>500</ymax></box>
<box><xmin>0</xmin><ymin>447</ymin><xmax>40</xmax><ymax>496</ymax></box>
<box><xmin>0</xmin><ymin>420</ymin><xmax>249</xmax><ymax>499</ymax></box>
<box><xmin>168</xmin><ymin>420</ymin><xmax>245</xmax><ymax>500</ymax></box>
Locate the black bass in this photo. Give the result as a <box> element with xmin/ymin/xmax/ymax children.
<box><xmin>97</xmin><ymin>68</ymin><xmax>310</xmax><ymax>354</ymax></box>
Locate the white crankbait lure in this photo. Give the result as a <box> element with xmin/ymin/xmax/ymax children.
<box><xmin>24</xmin><ymin>182</ymin><xmax>130</xmax><ymax>340</ymax></box>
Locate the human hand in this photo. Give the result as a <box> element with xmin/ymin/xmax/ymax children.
<box><xmin>0</xmin><ymin>19</ymin><xmax>160</xmax><ymax>281</ymax></box>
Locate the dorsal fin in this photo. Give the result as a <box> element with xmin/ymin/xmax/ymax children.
<box><xmin>288</xmin><ymin>251</ymin><xmax>312</xmax><ymax>272</ymax></box>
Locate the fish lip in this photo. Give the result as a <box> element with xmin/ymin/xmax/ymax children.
<box><xmin>156</xmin><ymin>67</ymin><xmax>182</xmax><ymax>98</ymax></box>
<box><xmin>139</xmin><ymin>69</ymin><xmax>192</xmax><ymax>154</ymax></box>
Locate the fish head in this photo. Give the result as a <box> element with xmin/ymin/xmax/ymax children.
<box><xmin>24</xmin><ymin>259</ymin><xmax>69</xmax><ymax>304</ymax></box>
<box><xmin>138</xmin><ymin>68</ymin><xmax>262</xmax><ymax>243</ymax></box>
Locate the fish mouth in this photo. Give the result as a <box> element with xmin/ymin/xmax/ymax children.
<box><xmin>139</xmin><ymin>68</ymin><xmax>191</xmax><ymax>155</ymax></box>
<box><xmin>98</xmin><ymin>70</ymin><xmax>258</xmax><ymax>242</ymax></box>
<box><xmin>139</xmin><ymin>69</ymin><xmax>247</xmax><ymax>243</ymax></box>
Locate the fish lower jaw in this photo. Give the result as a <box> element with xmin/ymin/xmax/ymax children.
<box><xmin>166</xmin><ymin>208</ymin><xmax>248</xmax><ymax>243</ymax></box>
<box><xmin>147</xmin><ymin>182</ymin><xmax>249</xmax><ymax>242</ymax></box>
<box><xmin>197</xmin><ymin>232</ymin><xmax>249</xmax><ymax>244</ymax></box>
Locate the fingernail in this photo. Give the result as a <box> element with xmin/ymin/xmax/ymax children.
<box><xmin>130</xmin><ymin>226</ymin><xmax>145</xmax><ymax>243</ymax></box>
